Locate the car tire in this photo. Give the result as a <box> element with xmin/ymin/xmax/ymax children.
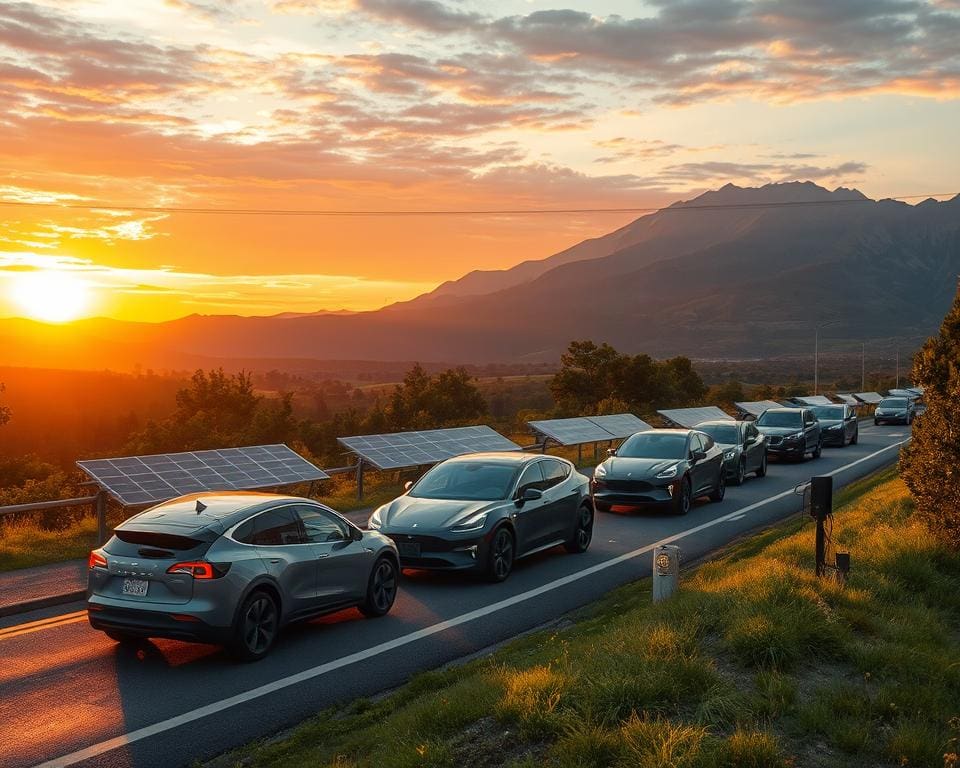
<box><xmin>564</xmin><ymin>503</ymin><xmax>593</xmax><ymax>553</ymax></box>
<box><xmin>733</xmin><ymin>458</ymin><xmax>746</xmax><ymax>486</ymax></box>
<box><xmin>673</xmin><ymin>476</ymin><xmax>692</xmax><ymax>515</ymax></box>
<box><xmin>851</xmin><ymin>427</ymin><xmax>858</xmax><ymax>445</ymax></box>
<box><xmin>104</xmin><ymin>629</ymin><xmax>139</xmax><ymax>644</ymax></box>
<box><xmin>755</xmin><ymin>452</ymin><xmax>767</xmax><ymax>478</ymax></box>
<box><xmin>359</xmin><ymin>556</ymin><xmax>398</xmax><ymax>617</ymax></box>
<box><xmin>709</xmin><ymin>467</ymin><xmax>726</xmax><ymax>502</ymax></box>
<box><xmin>812</xmin><ymin>439</ymin><xmax>822</xmax><ymax>459</ymax></box>
<box><xmin>229</xmin><ymin>589</ymin><xmax>279</xmax><ymax>662</ymax></box>
<box><xmin>485</xmin><ymin>526</ymin><xmax>515</xmax><ymax>583</ymax></box>
<box><xmin>874</xmin><ymin>419</ymin><xmax>880</xmax><ymax>426</ymax></box>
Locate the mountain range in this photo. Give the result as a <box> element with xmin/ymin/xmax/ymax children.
<box><xmin>2</xmin><ymin>181</ymin><xmax>957</xmax><ymax>371</ymax></box>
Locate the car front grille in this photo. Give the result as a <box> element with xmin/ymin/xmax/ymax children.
<box><xmin>604</xmin><ymin>479</ymin><xmax>655</xmax><ymax>492</ymax></box>
<box><xmin>768</xmin><ymin>436</ymin><xmax>783</xmax><ymax>446</ymax></box>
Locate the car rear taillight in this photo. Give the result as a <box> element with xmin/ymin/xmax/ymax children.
<box><xmin>166</xmin><ymin>561</ymin><xmax>229</xmax><ymax>579</ymax></box>
<box><xmin>88</xmin><ymin>551</ymin><xmax>107</xmax><ymax>570</ymax></box>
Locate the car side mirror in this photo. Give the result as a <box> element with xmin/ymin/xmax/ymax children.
<box><xmin>607</xmin><ymin>447</ymin><xmax>617</xmax><ymax>457</ymax></box>
<box><xmin>517</xmin><ymin>487</ymin><xmax>543</xmax><ymax>505</ymax></box>
<box><xmin>692</xmin><ymin>450</ymin><xmax>707</xmax><ymax>462</ymax></box>
<box><xmin>404</xmin><ymin>480</ymin><xmax>413</xmax><ymax>491</ymax></box>
<box><xmin>351</xmin><ymin>527</ymin><xmax>363</xmax><ymax>542</ymax></box>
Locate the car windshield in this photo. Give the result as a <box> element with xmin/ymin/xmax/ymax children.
<box><xmin>408</xmin><ymin>461</ymin><xmax>519</xmax><ymax>501</ymax></box>
<box><xmin>811</xmin><ymin>406</ymin><xmax>844</xmax><ymax>420</ymax></box>
<box><xmin>617</xmin><ymin>432</ymin><xmax>688</xmax><ymax>459</ymax></box>
<box><xmin>757</xmin><ymin>411</ymin><xmax>802</xmax><ymax>428</ymax></box>
<box><xmin>880</xmin><ymin>398</ymin><xmax>908</xmax><ymax>408</ymax></box>
<box><xmin>696</xmin><ymin>424</ymin><xmax>739</xmax><ymax>444</ymax></box>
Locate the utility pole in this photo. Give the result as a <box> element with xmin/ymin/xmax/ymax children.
<box><xmin>860</xmin><ymin>342</ymin><xmax>867</xmax><ymax>392</ymax></box>
<box><xmin>814</xmin><ymin>326</ymin><xmax>819</xmax><ymax>395</ymax></box>
<box><xmin>896</xmin><ymin>348</ymin><xmax>900</xmax><ymax>388</ymax></box>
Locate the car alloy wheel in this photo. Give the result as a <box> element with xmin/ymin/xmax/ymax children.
<box><xmin>813</xmin><ymin>440</ymin><xmax>822</xmax><ymax>459</ymax></box>
<box><xmin>710</xmin><ymin>468</ymin><xmax>726</xmax><ymax>502</ymax></box>
<box><xmin>361</xmin><ymin>557</ymin><xmax>398</xmax><ymax>617</ymax></box>
<box><xmin>487</xmin><ymin>527</ymin><xmax>515</xmax><ymax>582</ymax></box>
<box><xmin>234</xmin><ymin>590</ymin><xmax>278</xmax><ymax>661</ymax></box>
<box><xmin>735</xmin><ymin>458</ymin><xmax>746</xmax><ymax>486</ymax></box>
<box><xmin>756</xmin><ymin>452</ymin><xmax>767</xmax><ymax>478</ymax></box>
<box><xmin>851</xmin><ymin>428</ymin><xmax>858</xmax><ymax>445</ymax></box>
<box><xmin>674</xmin><ymin>477</ymin><xmax>692</xmax><ymax>515</ymax></box>
<box><xmin>565</xmin><ymin>504</ymin><xmax>593</xmax><ymax>553</ymax></box>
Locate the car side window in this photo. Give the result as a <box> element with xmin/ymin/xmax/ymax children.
<box><xmin>747</xmin><ymin>423</ymin><xmax>759</xmax><ymax>441</ymax></box>
<box><xmin>701</xmin><ymin>434</ymin><xmax>715</xmax><ymax>450</ymax></box>
<box><xmin>804</xmin><ymin>411</ymin><xmax>815</xmax><ymax>425</ymax></box>
<box><xmin>689</xmin><ymin>434</ymin><xmax>703</xmax><ymax>455</ymax></box>
<box><xmin>250</xmin><ymin>508</ymin><xmax>303</xmax><ymax>546</ymax></box>
<box><xmin>295</xmin><ymin>505</ymin><xmax>349</xmax><ymax>544</ymax></box>
<box><xmin>541</xmin><ymin>460</ymin><xmax>569</xmax><ymax>489</ymax></box>
<box><xmin>516</xmin><ymin>462</ymin><xmax>546</xmax><ymax>496</ymax></box>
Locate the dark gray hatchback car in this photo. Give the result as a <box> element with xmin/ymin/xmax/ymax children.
<box><xmin>368</xmin><ymin>452</ymin><xmax>593</xmax><ymax>583</ymax></box>
<box><xmin>695</xmin><ymin>420</ymin><xmax>768</xmax><ymax>484</ymax></box>
<box><xmin>87</xmin><ymin>492</ymin><xmax>399</xmax><ymax>661</ymax></box>
<box><xmin>755</xmin><ymin>407</ymin><xmax>822</xmax><ymax>460</ymax></box>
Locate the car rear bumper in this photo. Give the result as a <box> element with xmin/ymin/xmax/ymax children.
<box><xmin>87</xmin><ymin>594</ymin><xmax>232</xmax><ymax>643</ymax></box>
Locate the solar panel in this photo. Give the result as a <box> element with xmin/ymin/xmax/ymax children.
<box><xmin>586</xmin><ymin>414</ymin><xmax>652</xmax><ymax>439</ymax></box>
<box><xmin>834</xmin><ymin>394</ymin><xmax>859</xmax><ymax>405</ymax></box>
<box><xmin>527</xmin><ymin>417</ymin><xmax>614</xmax><ymax>446</ymax></box>
<box><xmin>794</xmin><ymin>395</ymin><xmax>834</xmax><ymax>406</ymax></box>
<box><xmin>734</xmin><ymin>400</ymin><xmax>782</xmax><ymax>418</ymax></box>
<box><xmin>338</xmin><ymin>425</ymin><xmax>520</xmax><ymax>471</ymax></box>
<box><xmin>854</xmin><ymin>392</ymin><xmax>883</xmax><ymax>404</ymax></box>
<box><xmin>888</xmin><ymin>389</ymin><xmax>920</xmax><ymax>399</ymax></box>
<box><xmin>657</xmin><ymin>406</ymin><xmax>734</xmax><ymax>428</ymax></box>
<box><xmin>78</xmin><ymin>444</ymin><xmax>330</xmax><ymax>506</ymax></box>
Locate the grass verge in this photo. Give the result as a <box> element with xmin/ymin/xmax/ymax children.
<box><xmin>208</xmin><ymin>466</ymin><xmax>960</xmax><ymax>768</ymax></box>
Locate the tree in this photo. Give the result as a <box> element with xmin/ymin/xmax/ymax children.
<box><xmin>900</xmin><ymin>285</ymin><xmax>960</xmax><ymax>548</ymax></box>
<box><xmin>550</xmin><ymin>341</ymin><xmax>625</xmax><ymax>414</ymax></box>
<box><xmin>0</xmin><ymin>383</ymin><xmax>10</xmax><ymax>428</ymax></box>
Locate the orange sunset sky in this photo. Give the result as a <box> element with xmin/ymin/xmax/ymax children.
<box><xmin>1</xmin><ymin>0</ymin><xmax>959</xmax><ymax>322</ymax></box>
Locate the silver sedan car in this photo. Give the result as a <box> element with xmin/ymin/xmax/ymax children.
<box><xmin>368</xmin><ymin>452</ymin><xmax>593</xmax><ymax>582</ymax></box>
<box><xmin>87</xmin><ymin>492</ymin><xmax>399</xmax><ymax>661</ymax></box>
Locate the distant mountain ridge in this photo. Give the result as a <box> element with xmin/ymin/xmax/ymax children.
<box><xmin>1</xmin><ymin>182</ymin><xmax>957</xmax><ymax>370</ymax></box>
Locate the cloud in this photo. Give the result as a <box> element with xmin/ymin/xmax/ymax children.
<box><xmin>657</xmin><ymin>159</ymin><xmax>868</xmax><ymax>184</ymax></box>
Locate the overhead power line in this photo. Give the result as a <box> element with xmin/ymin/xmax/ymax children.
<box><xmin>0</xmin><ymin>192</ymin><xmax>954</xmax><ymax>217</ymax></box>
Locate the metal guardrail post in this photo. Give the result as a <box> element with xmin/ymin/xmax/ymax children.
<box><xmin>95</xmin><ymin>490</ymin><xmax>108</xmax><ymax>545</ymax></box>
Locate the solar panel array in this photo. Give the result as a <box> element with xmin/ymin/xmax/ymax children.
<box><xmin>528</xmin><ymin>413</ymin><xmax>652</xmax><ymax>445</ymax></box>
<box><xmin>338</xmin><ymin>426</ymin><xmax>521</xmax><ymax>471</ymax></box>
<box><xmin>834</xmin><ymin>394</ymin><xmax>859</xmax><ymax>405</ymax></box>
<box><xmin>657</xmin><ymin>406</ymin><xmax>734</xmax><ymax>428</ymax></box>
<box><xmin>794</xmin><ymin>395</ymin><xmax>834</xmax><ymax>406</ymax></box>
<box><xmin>587</xmin><ymin>414</ymin><xmax>653</xmax><ymax>439</ymax></box>
<box><xmin>77</xmin><ymin>444</ymin><xmax>330</xmax><ymax>506</ymax></box>
<box><xmin>734</xmin><ymin>400</ymin><xmax>782</xmax><ymax>418</ymax></box>
<box><xmin>888</xmin><ymin>388</ymin><xmax>921</xmax><ymax>399</ymax></box>
<box><xmin>528</xmin><ymin>417</ymin><xmax>616</xmax><ymax>446</ymax></box>
<box><xmin>854</xmin><ymin>392</ymin><xmax>884</xmax><ymax>404</ymax></box>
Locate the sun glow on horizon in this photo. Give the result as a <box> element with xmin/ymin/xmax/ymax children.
<box><xmin>9</xmin><ymin>270</ymin><xmax>93</xmax><ymax>322</ymax></box>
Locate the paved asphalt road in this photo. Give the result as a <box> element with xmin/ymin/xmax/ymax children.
<box><xmin>0</xmin><ymin>424</ymin><xmax>911</xmax><ymax>768</ymax></box>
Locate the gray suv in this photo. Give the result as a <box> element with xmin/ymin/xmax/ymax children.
<box><xmin>755</xmin><ymin>407</ymin><xmax>823</xmax><ymax>461</ymax></box>
<box><xmin>87</xmin><ymin>492</ymin><xmax>399</xmax><ymax>661</ymax></box>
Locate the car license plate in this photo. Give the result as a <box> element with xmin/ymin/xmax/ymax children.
<box><xmin>122</xmin><ymin>578</ymin><xmax>149</xmax><ymax>597</ymax></box>
<box><xmin>397</xmin><ymin>543</ymin><xmax>421</xmax><ymax>558</ymax></box>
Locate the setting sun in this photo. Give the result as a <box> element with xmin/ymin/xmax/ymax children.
<box><xmin>10</xmin><ymin>270</ymin><xmax>92</xmax><ymax>322</ymax></box>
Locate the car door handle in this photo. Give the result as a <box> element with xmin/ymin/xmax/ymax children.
<box><xmin>269</xmin><ymin>558</ymin><xmax>281</xmax><ymax>564</ymax></box>
<box><xmin>318</xmin><ymin>553</ymin><xmax>329</xmax><ymax>558</ymax></box>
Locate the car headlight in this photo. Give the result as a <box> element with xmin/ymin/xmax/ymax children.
<box><xmin>828</xmin><ymin>424</ymin><xmax>842</xmax><ymax>430</ymax></box>
<box><xmin>451</xmin><ymin>512</ymin><xmax>488</xmax><ymax>533</ymax></box>
<box><xmin>593</xmin><ymin>463</ymin><xmax>607</xmax><ymax>479</ymax></box>
<box><xmin>786</xmin><ymin>431</ymin><xmax>804</xmax><ymax>441</ymax></box>
<box><xmin>655</xmin><ymin>464</ymin><xmax>678</xmax><ymax>479</ymax></box>
<box><xmin>723</xmin><ymin>449</ymin><xmax>736</xmax><ymax>461</ymax></box>
<box><xmin>367</xmin><ymin>507</ymin><xmax>385</xmax><ymax>530</ymax></box>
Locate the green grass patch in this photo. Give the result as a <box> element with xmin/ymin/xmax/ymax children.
<box><xmin>206</xmin><ymin>467</ymin><xmax>959</xmax><ymax>767</ymax></box>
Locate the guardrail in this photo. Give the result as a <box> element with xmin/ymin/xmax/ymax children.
<box><xmin>0</xmin><ymin>492</ymin><xmax>109</xmax><ymax>545</ymax></box>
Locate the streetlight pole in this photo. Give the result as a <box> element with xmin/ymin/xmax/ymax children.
<box><xmin>896</xmin><ymin>348</ymin><xmax>900</xmax><ymax>389</ymax></box>
<box><xmin>861</xmin><ymin>342</ymin><xmax>865</xmax><ymax>392</ymax></box>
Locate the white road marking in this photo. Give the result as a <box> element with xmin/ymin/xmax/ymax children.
<box><xmin>725</xmin><ymin>513</ymin><xmax>746</xmax><ymax>522</ymax></box>
<box><xmin>33</xmin><ymin>438</ymin><xmax>909</xmax><ymax>768</ymax></box>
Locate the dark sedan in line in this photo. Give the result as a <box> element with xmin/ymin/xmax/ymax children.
<box><xmin>695</xmin><ymin>419</ymin><xmax>768</xmax><ymax>485</ymax></box>
<box><xmin>810</xmin><ymin>404</ymin><xmax>859</xmax><ymax>446</ymax></box>
<box><xmin>755</xmin><ymin>407</ymin><xmax>823</xmax><ymax>461</ymax></box>
<box><xmin>874</xmin><ymin>397</ymin><xmax>915</xmax><ymax>425</ymax></box>
<box><xmin>368</xmin><ymin>452</ymin><xmax>593</xmax><ymax>583</ymax></box>
<box><xmin>591</xmin><ymin>429</ymin><xmax>725</xmax><ymax>515</ymax></box>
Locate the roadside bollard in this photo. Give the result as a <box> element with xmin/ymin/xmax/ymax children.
<box><xmin>653</xmin><ymin>545</ymin><xmax>680</xmax><ymax>602</ymax></box>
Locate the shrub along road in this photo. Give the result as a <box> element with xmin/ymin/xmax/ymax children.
<box><xmin>0</xmin><ymin>425</ymin><xmax>909</xmax><ymax>768</ymax></box>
